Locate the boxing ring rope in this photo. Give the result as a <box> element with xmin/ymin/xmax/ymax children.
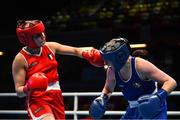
<box><xmin>0</xmin><ymin>91</ymin><xmax>180</xmax><ymax>119</ymax></box>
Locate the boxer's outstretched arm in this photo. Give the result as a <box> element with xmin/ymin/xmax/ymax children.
<box><xmin>47</xmin><ymin>42</ymin><xmax>104</xmax><ymax>67</ymax></box>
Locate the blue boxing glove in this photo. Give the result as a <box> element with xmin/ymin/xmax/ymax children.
<box><xmin>137</xmin><ymin>89</ymin><xmax>168</xmax><ymax>119</ymax></box>
<box><xmin>89</xmin><ymin>93</ymin><xmax>109</xmax><ymax>119</ymax></box>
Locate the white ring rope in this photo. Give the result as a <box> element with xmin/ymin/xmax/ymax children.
<box><xmin>0</xmin><ymin>91</ymin><xmax>180</xmax><ymax>97</ymax></box>
<box><xmin>0</xmin><ymin>91</ymin><xmax>180</xmax><ymax>116</ymax></box>
<box><xmin>0</xmin><ymin>110</ymin><xmax>180</xmax><ymax>115</ymax></box>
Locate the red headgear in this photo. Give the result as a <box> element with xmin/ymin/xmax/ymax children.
<box><xmin>16</xmin><ymin>20</ymin><xmax>45</xmax><ymax>48</ymax></box>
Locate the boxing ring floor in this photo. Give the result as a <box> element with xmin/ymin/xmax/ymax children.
<box><xmin>0</xmin><ymin>92</ymin><xmax>180</xmax><ymax>119</ymax></box>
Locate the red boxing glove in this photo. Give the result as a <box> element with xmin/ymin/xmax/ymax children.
<box><xmin>23</xmin><ymin>72</ymin><xmax>48</xmax><ymax>93</ymax></box>
<box><xmin>82</xmin><ymin>48</ymin><xmax>104</xmax><ymax>67</ymax></box>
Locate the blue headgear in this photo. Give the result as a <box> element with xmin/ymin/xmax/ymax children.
<box><xmin>100</xmin><ymin>37</ymin><xmax>131</xmax><ymax>70</ymax></box>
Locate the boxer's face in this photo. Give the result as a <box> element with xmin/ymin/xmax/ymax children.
<box><xmin>33</xmin><ymin>32</ymin><xmax>46</xmax><ymax>47</ymax></box>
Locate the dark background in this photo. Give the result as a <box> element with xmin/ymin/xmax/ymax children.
<box><xmin>0</xmin><ymin>0</ymin><xmax>179</xmax><ymax>119</ymax></box>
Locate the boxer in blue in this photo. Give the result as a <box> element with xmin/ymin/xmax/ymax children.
<box><xmin>89</xmin><ymin>37</ymin><xmax>177</xmax><ymax>119</ymax></box>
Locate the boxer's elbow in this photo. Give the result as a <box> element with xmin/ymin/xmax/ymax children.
<box><xmin>171</xmin><ymin>79</ymin><xmax>177</xmax><ymax>90</ymax></box>
<box><xmin>168</xmin><ymin>78</ymin><xmax>177</xmax><ymax>92</ymax></box>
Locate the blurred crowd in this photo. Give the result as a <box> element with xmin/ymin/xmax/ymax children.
<box><xmin>45</xmin><ymin>0</ymin><xmax>180</xmax><ymax>30</ymax></box>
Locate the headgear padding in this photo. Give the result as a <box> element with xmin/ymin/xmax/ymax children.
<box><xmin>100</xmin><ymin>37</ymin><xmax>131</xmax><ymax>70</ymax></box>
<box><xmin>16</xmin><ymin>20</ymin><xmax>45</xmax><ymax>48</ymax></box>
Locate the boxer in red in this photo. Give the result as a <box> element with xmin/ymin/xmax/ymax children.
<box><xmin>12</xmin><ymin>20</ymin><xmax>104</xmax><ymax>120</ymax></box>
